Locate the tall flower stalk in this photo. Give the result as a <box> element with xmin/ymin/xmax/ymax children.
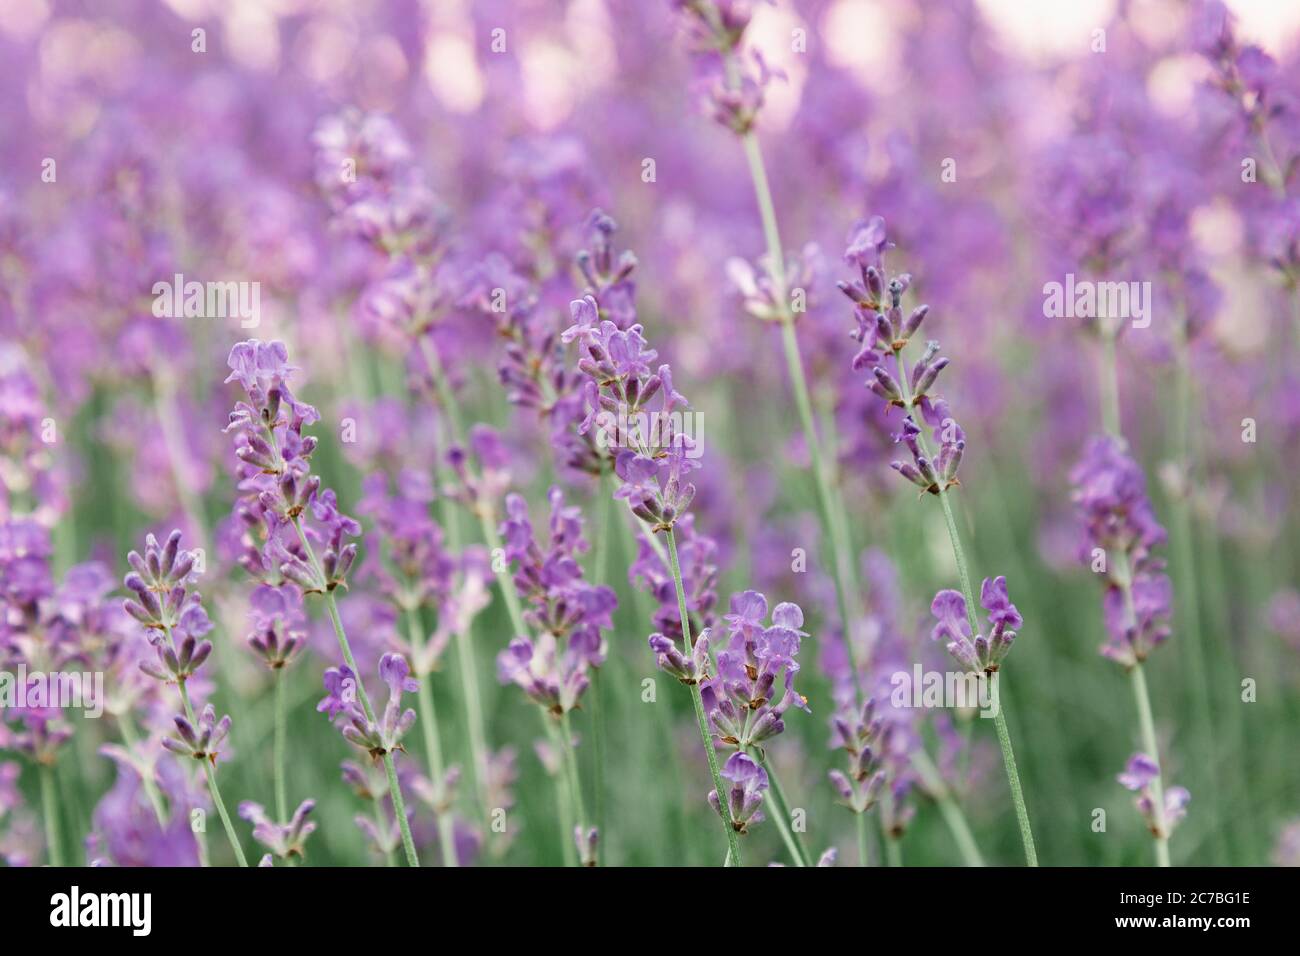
<box><xmin>124</xmin><ymin>530</ymin><xmax>249</xmax><ymax>866</ymax></box>
<box><xmin>223</xmin><ymin>339</ymin><xmax>419</xmax><ymax>866</ymax></box>
<box><xmin>840</xmin><ymin>217</ymin><xmax>1038</xmax><ymax>865</ymax></box>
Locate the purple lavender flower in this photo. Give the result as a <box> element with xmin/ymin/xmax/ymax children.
<box><xmin>1118</xmin><ymin>753</ymin><xmax>1189</xmax><ymax>839</ymax></box>
<box><xmin>122</xmin><ymin>530</ymin><xmax>215</xmax><ymax>686</ymax></box>
<box><xmin>161</xmin><ymin>703</ymin><xmax>232</xmax><ymax>764</ymax></box>
<box><xmin>224</xmin><ymin>339</ymin><xmax>359</xmax><ymax>594</ymax></box>
<box><xmin>929</xmin><ymin>576</ymin><xmax>1023</xmax><ymax>674</ymax></box>
<box><xmin>238</xmin><ymin>799</ymin><xmax>318</xmax><ymax>862</ymax></box>
<box><xmin>321</xmin><ymin>654</ymin><xmax>418</xmax><ymax>760</ymax></box>
<box><xmin>839</xmin><ymin>218</ymin><xmax>964</xmax><ymax>496</ymax></box>
<box><xmin>827</xmin><ymin>698</ymin><xmax>891</xmax><ymax>815</ymax></box>
<box><xmin>708</xmin><ymin>751</ymin><xmax>768</xmax><ymax>834</ymax></box>
<box><xmin>1070</xmin><ymin>437</ymin><xmax>1172</xmax><ymax>667</ymax></box>
<box><xmin>693</xmin><ymin>591</ymin><xmax>811</xmax><ymax>750</ymax></box>
<box><xmin>495</xmin><ymin>487</ymin><xmax>616</xmax><ymax>715</ymax></box>
<box><xmin>245</xmin><ymin>583</ymin><xmax>307</xmax><ymax>670</ymax></box>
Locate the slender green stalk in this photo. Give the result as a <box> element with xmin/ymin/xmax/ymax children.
<box><xmin>1169</xmin><ymin>321</ymin><xmax>1224</xmax><ymax>863</ymax></box>
<box><xmin>419</xmin><ymin>335</ymin><xmax>491</xmax><ymax>812</ymax></box>
<box><xmin>290</xmin><ymin>515</ymin><xmax>420</xmax><ymax>867</ymax></box>
<box><xmin>991</xmin><ymin>708</ymin><xmax>1037</xmax><ymax>866</ymax></box>
<box><xmin>274</xmin><ymin>668</ymin><xmax>288</xmax><ymax>824</ymax></box>
<box><xmin>754</xmin><ymin>752</ymin><xmax>811</xmax><ymax>867</ymax></box>
<box><xmin>739</xmin><ymin>132</ymin><xmax>869</xmax><ymax>696</ymax></box>
<box><xmin>373</xmin><ymin>800</ymin><xmax>396</xmax><ymax>867</ymax></box>
<box><xmin>1130</xmin><ymin>663</ymin><xmax>1171</xmax><ymax>867</ymax></box>
<box><xmin>546</xmin><ymin>720</ymin><xmax>580</xmax><ymax>867</ymax></box>
<box><xmin>405</xmin><ymin>608</ymin><xmax>458</xmax><ymax>867</ymax></box>
<box><xmin>855</xmin><ymin>813</ymin><xmax>870</xmax><ymax>866</ymax></box>
<box><xmin>158</xmin><ymin>618</ymin><xmax>248</xmax><ymax>867</ymax></box>
<box><xmin>910</xmin><ymin>748</ymin><xmax>986</xmax><ymax>866</ymax></box>
<box><xmin>884</xmin><ymin>832</ymin><xmax>903</xmax><ymax>868</ymax></box>
<box><xmin>895</xmin><ymin>353</ymin><xmax>1038</xmax><ymax>866</ymax></box>
<box><xmin>590</xmin><ymin>479</ymin><xmax>613</xmax><ymax>865</ymax></box>
<box><xmin>559</xmin><ymin>711</ymin><xmax>592</xmax><ymax>865</ymax></box>
<box><xmin>118</xmin><ymin>714</ymin><xmax>168</xmax><ymax>827</ymax></box>
<box><xmin>1098</xmin><ymin>332</ymin><xmax>1173</xmax><ymax>868</ymax></box>
<box><xmin>666</xmin><ymin>528</ymin><xmax>742</xmax><ymax>865</ymax></box>
<box><xmin>39</xmin><ymin>762</ymin><xmax>62</xmax><ymax>867</ymax></box>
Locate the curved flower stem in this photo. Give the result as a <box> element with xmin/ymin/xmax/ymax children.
<box><xmin>117</xmin><ymin>714</ymin><xmax>168</xmax><ymax>827</ymax></box>
<box><xmin>418</xmin><ymin>335</ymin><xmax>491</xmax><ymax>812</ymax></box>
<box><xmin>735</xmin><ymin>125</ymin><xmax>868</xmax><ymax>699</ymax></box>
<box><xmin>1130</xmin><ymin>661</ymin><xmax>1171</xmax><ymax>867</ymax></box>
<box><xmin>991</xmin><ymin>708</ymin><xmax>1037</xmax><ymax>866</ymax></box>
<box><xmin>274</xmin><ymin>668</ymin><xmax>288</xmax><ymax>824</ymax></box>
<box><xmin>558</xmin><ymin>711</ymin><xmax>591</xmax><ymax>864</ymax></box>
<box><xmin>405</xmin><ymin>608</ymin><xmax>458</xmax><ymax>868</ymax></box>
<box><xmin>1098</xmin><ymin>328</ymin><xmax>1172</xmax><ymax>867</ymax></box>
<box><xmin>1168</xmin><ymin>319</ymin><xmax>1223</xmax><ymax>862</ymax></box>
<box><xmin>290</xmin><ymin>516</ymin><xmax>420</xmax><ymax>867</ymax></box>
<box><xmin>665</xmin><ymin>527</ymin><xmax>742</xmax><ymax>866</ymax></box>
<box><xmin>374</xmin><ymin>800</ymin><xmax>397</xmax><ymax>867</ymax></box>
<box><xmin>39</xmin><ymin>763</ymin><xmax>62</xmax><ymax>866</ymax></box>
<box><xmin>894</xmin><ymin>352</ymin><xmax>1039</xmax><ymax>866</ymax></box>
<box><xmin>754</xmin><ymin>751</ymin><xmax>810</xmax><ymax>867</ymax></box>
<box><xmin>909</xmin><ymin>748</ymin><xmax>986</xmax><ymax>867</ymax></box>
<box><xmin>158</xmin><ymin>619</ymin><xmax>248</xmax><ymax>867</ymax></box>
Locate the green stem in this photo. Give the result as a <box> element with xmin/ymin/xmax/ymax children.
<box><xmin>291</xmin><ymin>516</ymin><xmax>420</xmax><ymax>867</ymax></box>
<box><xmin>40</xmin><ymin>763</ymin><xmax>62</xmax><ymax>867</ymax></box>
<box><xmin>1097</xmin><ymin>329</ymin><xmax>1173</xmax><ymax>868</ymax></box>
<box><xmin>406</xmin><ymin>608</ymin><xmax>458</xmax><ymax>867</ymax></box>
<box><xmin>894</xmin><ymin>352</ymin><xmax>1038</xmax><ymax>865</ymax></box>
<box><xmin>419</xmin><ymin>335</ymin><xmax>490</xmax><ymax>813</ymax></box>
<box><xmin>158</xmin><ymin>616</ymin><xmax>248</xmax><ymax>867</ymax></box>
<box><xmin>558</xmin><ymin>711</ymin><xmax>591</xmax><ymax>864</ymax></box>
<box><xmin>855</xmin><ymin>813</ymin><xmax>870</xmax><ymax>866</ymax></box>
<box><xmin>992</xmin><ymin>708</ymin><xmax>1038</xmax><ymax>866</ymax></box>
<box><xmin>118</xmin><ymin>714</ymin><xmax>168</xmax><ymax>827</ymax></box>
<box><xmin>373</xmin><ymin>799</ymin><xmax>396</xmax><ymax>867</ymax></box>
<box><xmin>1130</xmin><ymin>662</ymin><xmax>1171</xmax><ymax>867</ymax></box>
<box><xmin>737</xmin><ymin>124</ymin><xmax>868</xmax><ymax>697</ymax></box>
<box><xmin>666</xmin><ymin>528</ymin><xmax>742</xmax><ymax>865</ymax></box>
<box><xmin>910</xmin><ymin>747</ymin><xmax>986</xmax><ymax>866</ymax></box>
<box><xmin>274</xmin><ymin>668</ymin><xmax>288</xmax><ymax>824</ymax></box>
<box><xmin>754</xmin><ymin>752</ymin><xmax>810</xmax><ymax>867</ymax></box>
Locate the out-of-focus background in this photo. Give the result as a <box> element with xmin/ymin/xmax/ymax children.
<box><xmin>1</xmin><ymin>0</ymin><xmax>1298</xmax><ymax>867</ymax></box>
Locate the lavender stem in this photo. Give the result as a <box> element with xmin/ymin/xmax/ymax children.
<box><xmin>1098</xmin><ymin>326</ymin><xmax>1173</xmax><ymax>867</ymax></box>
<box><xmin>291</xmin><ymin>515</ymin><xmax>420</xmax><ymax>866</ymax></box>
<box><xmin>910</xmin><ymin>748</ymin><xmax>986</xmax><ymax>866</ymax></box>
<box><xmin>159</xmin><ymin>618</ymin><xmax>249</xmax><ymax>867</ymax></box>
<box><xmin>274</xmin><ymin>667</ymin><xmax>288</xmax><ymax>823</ymax></box>
<box><xmin>117</xmin><ymin>714</ymin><xmax>168</xmax><ymax>827</ymax></box>
<box><xmin>1130</xmin><ymin>660</ymin><xmax>1171</xmax><ymax>867</ymax></box>
<box><xmin>895</xmin><ymin>351</ymin><xmax>1039</xmax><ymax>865</ymax></box>
<box><xmin>39</xmin><ymin>763</ymin><xmax>62</xmax><ymax>866</ymax></box>
<box><xmin>404</xmin><ymin>608</ymin><xmax>458</xmax><ymax>867</ymax></box>
<box><xmin>665</xmin><ymin>527</ymin><xmax>742</xmax><ymax>866</ymax></box>
<box><xmin>754</xmin><ymin>751</ymin><xmax>810</xmax><ymax>867</ymax></box>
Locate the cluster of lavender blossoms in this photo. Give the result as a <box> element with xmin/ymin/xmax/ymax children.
<box><xmin>930</xmin><ymin>577</ymin><xmax>1024</xmax><ymax>675</ymax></box>
<box><xmin>496</xmin><ymin>487</ymin><xmax>616</xmax><ymax>716</ymax></box>
<box><xmin>318</xmin><ymin>653</ymin><xmax>419</xmax><ymax>761</ymax></box>
<box><xmin>224</xmin><ymin>339</ymin><xmax>359</xmax><ymax>596</ymax></box>
<box><xmin>563</xmin><ymin>295</ymin><xmax>699</xmax><ymax>533</ymax></box>
<box><xmin>698</xmin><ymin>592</ymin><xmax>811</xmax><ymax>833</ymax></box>
<box><xmin>1070</xmin><ymin>437</ymin><xmax>1173</xmax><ymax>667</ymax></box>
<box><xmin>839</xmin><ymin>217</ymin><xmax>964</xmax><ymax>495</ymax></box>
<box><xmin>671</xmin><ymin>0</ymin><xmax>785</xmax><ymax>134</ymax></box>
<box><xmin>1118</xmin><ymin>754</ymin><xmax>1190</xmax><ymax>841</ymax></box>
<box><xmin>123</xmin><ymin>532</ymin><xmax>228</xmax><ymax>761</ymax></box>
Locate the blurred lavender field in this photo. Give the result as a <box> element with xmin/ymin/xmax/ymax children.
<box><xmin>1</xmin><ymin>0</ymin><xmax>1298</xmax><ymax>868</ymax></box>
